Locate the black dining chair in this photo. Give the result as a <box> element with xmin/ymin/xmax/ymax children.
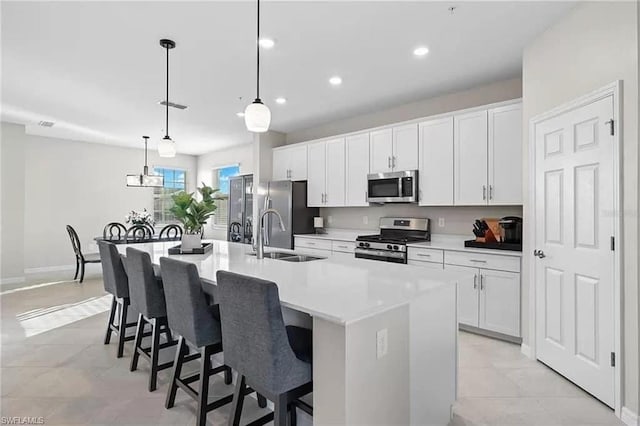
<box><xmin>159</xmin><ymin>224</ymin><xmax>183</xmax><ymax>240</ymax></box>
<box><xmin>66</xmin><ymin>225</ymin><xmax>101</xmax><ymax>283</ymax></box>
<box><xmin>126</xmin><ymin>225</ymin><xmax>153</xmax><ymax>242</ymax></box>
<box><xmin>103</xmin><ymin>222</ymin><xmax>127</xmax><ymax>241</ymax></box>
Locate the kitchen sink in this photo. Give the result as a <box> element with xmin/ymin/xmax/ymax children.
<box><xmin>277</xmin><ymin>255</ymin><xmax>325</xmax><ymax>262</ymax></box>
<box><xmin>247</xmin><ymin>251</ymin><xmax>294</xmax><ymax>259</ymax></box>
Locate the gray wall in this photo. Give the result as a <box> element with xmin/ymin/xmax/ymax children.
<box><xmin>286</xmin><ymin>77</ymin><xmax>522</xmax><ymax>144</ymax></box>
<box><xmin>321</xmin><ymin>205</ymin><xmax>522</xmax><ymax>236</ymax></box>
<box><xmin>522</xmin><ymin>1</ymin><xmax>639</xmax><ymax>413</ymax></box>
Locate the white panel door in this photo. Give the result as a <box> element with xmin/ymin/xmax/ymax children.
<box><xmin>454</xmin><ymin>110</ymin><xmax>488</xmax><ymax>205</ymax></box>
<box><xmin>272</xmin><ymin>149</ymin><xmax>288</xmax><ymax>180</ymax></box>
<box><xmin>445</xmin><ymin>264</ymin><xmax>479</xmax><ymax>327</ymax></box>
<box><xmin>392</xmin><ymin>123</ymin><xmax>418</xmax><ymax>171</ymax></box>
<box><xmin>288</xmin><ymin>145</ymin><xmax>308</xmax><ymax>181</ymax></box>
<box><xmin>369</xmin><ymin>128</ymin><xmax>393</xmax><ymax>173</ymax></box>
<box><xmin>306</xmin><ymin>142</ymin><xmax>326</xmax><ymax>207</ymax></box>
<box><xmin>479</xmin><ymin>269</ymin><xmax>520</xmax><ymax>337</ymax></box>
<box><xmin>489</xmin><ymin>103</ymin><xmax>523</xmax><ymax>204</ymax></box>
<box><xmin>345</xmin><ymin>133</ymin><xmax>370</xmax><ymax>206</ymax></box>
<box><xmin>325</xmin><ymin>138</ymin><xmax>346</xmax><ymax>207</ymax></box>
<box><xmin>534</xmin><ymin>95</ymin><xmax>615</xmax><ymax>407</ymax></box>
<box><xmin>418</xmin><ymin>117</ymin><xmax>454</xmax><ymax>205</ymax></box>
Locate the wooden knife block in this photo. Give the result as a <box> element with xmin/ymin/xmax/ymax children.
<box><xmin>476</xmin><ymin>218</ymin><xmax>501</xmax><ymax>243</ymax></box>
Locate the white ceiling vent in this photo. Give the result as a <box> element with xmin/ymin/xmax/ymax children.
<box><xmin>38</xmin><ymin>120</ymin><xmax>55</xmax><ymax>127</ymax></box>
<box><xmin>158</xmin><ymin>100</ymin><xmax>188</xmax><ymax>110</ymax></box>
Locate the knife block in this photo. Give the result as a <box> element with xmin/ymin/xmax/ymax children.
<box><xmin>475</xmin><ymin>218</ymin><xmax>500</xmax><ymax>243</ymax></box>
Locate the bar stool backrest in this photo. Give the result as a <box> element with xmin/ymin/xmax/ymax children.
<box><xmin>98</xmin><ymin>241</ymin><xmax>129</xmax><ymax>299</ymax></box>
<box><xmin>126</xmin><ymin>247</ymin><xmax>167</xmax><ymax>319</ymax></box>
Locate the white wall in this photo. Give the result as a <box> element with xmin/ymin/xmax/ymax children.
<box><xmin>522</xmin><ymin>1</ymin><xmax>639</xmax><ymax>414</ymax></box>
<box><xmin>1</xmin><ymin>122</ymin><xmax>198</xmax><ymax>276</ymax></box>
<box><xmin>197</xmin><ymin>143</ymin><xmax>253</xmax><ymax>240</ymax></box>
<box><xmin>286</xmin><ymin>77</ymin><xmax>522</xmax><ymax>144</ymax></box>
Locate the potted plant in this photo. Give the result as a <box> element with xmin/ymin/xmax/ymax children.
<box><xmin>170</xmin><ymin>183</ymin><xmax>223</xmax><ymax>250</ymax></box>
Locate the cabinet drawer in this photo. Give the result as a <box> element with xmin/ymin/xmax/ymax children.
<box><xmin>332</xmin><ymin>241</ymin><xmax>356</xmax><ymax>253</ymax></box>
<box><xmin>444</xmin><ymin>251</ymin><xmax>520</xmax><ymax>273</ymax></box>
<box><xmin>294</xmin><ymin>237</ymin><xmax>332</xmax><ymax>251</ymax></box>
<box><xmin>408</xmin><ymin>260</ymin><xmax>444</xmax><ymax>270</ymax></box>
<box><xmin>407</xmin><ymin>247</ymin><xmax>444</xmax><ymax>264</ymax></box>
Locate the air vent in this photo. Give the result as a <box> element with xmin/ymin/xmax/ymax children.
<box><xmin>38</xmin><ymin>120</ymin><xmax>55</xmax><ymax>127</ymax></box>
<box><xmin>158</xmin><ymin>100</ymin><xmax>188</xmax><ymax>110</ymax></box>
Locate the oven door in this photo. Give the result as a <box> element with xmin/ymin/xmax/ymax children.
<box><xmin>367</xmin><ymin>170</ymin><xmax>417</xmax><ymax>203</ymax></box>
<box><xmin>354</xmin><ymin>248</ymin><xmax>407</xmax><ymax>263</ymax></box>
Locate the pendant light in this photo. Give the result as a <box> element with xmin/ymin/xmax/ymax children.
<box><xmin>244</xmin><ymin>0</ymin><xmax>271</xmax><ymax>133</ymax></box>
<box><xmin>158</xmin><ymin>38</ymin><xmax>177</xmax><ymax>157</ymax></box>
<box><xmin>127</xmin><ymin>136</ymin><xmax>164</xmax><ymax>187</ymax></box>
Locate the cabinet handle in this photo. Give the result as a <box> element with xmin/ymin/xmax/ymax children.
<box><xmin>489</xmin><ymin>185</ymin><xmax>493</xmax><ymax>200</ymax></box>
<box><xmin>469</xmin><ymin>259</ymin><xmax>487</xmax><ymax>263</ymax></box>
<box><xmin>392</xmin><ymin>156</ymin><xmax>396</xmax><ymax>169</ymax></box>
<box><xmin>473</xmin><ymin>274</ymin><xmax>478</xmax><ymax>289</ymax></box>
<box><xmin>365</xmin><ymin>191</ymin><xmax>368</xmax><ymax>201</ymax></box>
<box><xmin>337</xmin><ymin>245</ymin><xmax>348</xmax><ymax>249</ymax></box>
<box><xmin>417</xmin><ymin>253</ymin><xmax>431</xmax><ymax>258</ymax></box>
<box><xmin>388</xmin><ymin>156</ymin><xmax>391</xmax><ymax>169</ymax></box>
<box><xmin>307</xmin><ymin>241</ymin><xmax>316</xmax><ymax>245</ymax></box>
<box><xmin>482</xmin><ymin>185</ymin><xmax>487</xmax><ymax>200</ymax></box>
<box><xmin>480</xmin><ymin>274</ymin><xmax>484</xmax><ymax>290</ymax></box>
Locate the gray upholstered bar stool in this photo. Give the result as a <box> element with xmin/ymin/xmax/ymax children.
<box><xmin>125</xmin><ymin>247</ymin><xmax>177</xmax><ymax>392</ymax></box>
<box><xmin>159</xmin><ymin>257</ymin><xmax>234</xmax><ymax>426</ymax></box>
<box><xmin>98</xmin><ymin>241</ymin><xmax>139</xmax><ymax>358</ymax></box>
<box><xmin>216</xmin><ymin>271</ymin><xmax>313</xmax><ymax>426</ymax></box>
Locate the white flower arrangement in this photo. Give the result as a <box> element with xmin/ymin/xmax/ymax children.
<box><xmin>125</xmin><ymin>208</ymin><xmax>155</xmax><ymax>227</ymax></box>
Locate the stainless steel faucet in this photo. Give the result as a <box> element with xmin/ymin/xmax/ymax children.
<box><xmin>256</xmin><ymin>208</ymin><xmax>286</xmax><ymax>259</ymax></box>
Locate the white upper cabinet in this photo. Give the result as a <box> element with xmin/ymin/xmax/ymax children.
<box><xmin>345</xmin><ymin>133</ymin><xmax>370</xmax><ymax>206</ymax></box>
<box><xmin>454</xmin><ymin>110</ymin><xmax>488</xmax><ymax>205</ymax></box>
<box><xmin>306</xmin><ymin>141</ymin><xmax>326</xmax><ymax>207</ymax></box>
<box><xmin>306</xmin><ymin>138</ymin><xmax>346</xmax><ymax>207</ymax></box>
<box><xmin>419</xmin><ymin>117</ymin><xmax>454</xmax><ymax>205</ymax></box>
<box><xmin>369</xmin><ymin>128</ymin><xmax>393</xmax><ymax>173</ymax></box>
<box><xmin>488</xmin><ymin>103</ymin><xmax>522</xmax><ymax>205</ymax></box>
<box><xmin>325</xmin><ymin>138</ymin><xmax>346</xmax><ymax>206</ymax></box>
<box><xmin>272</xmin><ymin>144</ymin><xmax>308</xmax><ymax>181</ymax></box>
<box><xmin>392</xmin><ymin>123</ymin><xmax>419</xmax><ymax>171</ymax></box>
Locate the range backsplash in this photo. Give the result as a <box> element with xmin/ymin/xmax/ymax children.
<box><xmin>319</xmin><ymin>205</ymin><xmax>523</xmax><ymax>236</ymax></box>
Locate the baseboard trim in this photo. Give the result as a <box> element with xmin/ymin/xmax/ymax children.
<box><xmin>622</xmin><ymin>407</ymin><xmax>639</xmax><ymax>426</ymax></box>
<box><xmin>520</xmin><ymin>343</ymin><xmax>534</xmax><ymax>359</ymax></box>
<box><xmin>24</xmin><ymin>264</ymin><xmax>76</xmax><ymax>274</ymax></box>
<box><xmin>0</xmin><ymin>276</ymin><xmax>26</xmax><ymax>286</ymax></box>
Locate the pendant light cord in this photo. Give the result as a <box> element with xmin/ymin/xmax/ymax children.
<box><xmin>144</xmin><ymin>137</ymin><xmax>149</xmax><ymax>167</ymax></box>
<box><xmin>165</xmin><ymin>46</ymin><xmax>170</xmax><ymax>137</ymax></box>
<box><xmin>256</xmin><ymin>0</ymin><xmax>260</xmax><ymax>100</ymax></box>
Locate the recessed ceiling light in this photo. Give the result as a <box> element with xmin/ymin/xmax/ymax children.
<box><xmin>329</xmin><ymin>76</ymin><xmax>342</xmax><ymax>86</ymax></box>
<box><xmin>275</xmin><ymin>97</ymin><xmax>287</xmax><ymax>104</ymax></box>
<box><xmin>413</xmin><ymin>46</ymin><xmax>429</xmax><ymax>57</ymax></box>
<box><xmin>236</xmin><ymin>112</ymin><xmax>245</xmax><ymax>117</ymax></box>
<box><xmin>258</xmin><ymin>38</ymin><xmax>275</xmax><ymax>49</ymax></box>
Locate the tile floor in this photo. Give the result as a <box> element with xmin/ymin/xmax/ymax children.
<box><xmin>1</xmin><ymin>274</ymin><xmax>623</xmax><ymax>426</ymax></box>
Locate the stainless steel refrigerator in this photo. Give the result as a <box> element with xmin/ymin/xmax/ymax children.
<box><xmin>227</xmin><ymin>175</ymin><xmax>253</xmax><ymax>244</ymax></box>
<box><xmin>264</xmin><ymin>180</ymin><xmax>319</xmax><ymax>250</ymax></box>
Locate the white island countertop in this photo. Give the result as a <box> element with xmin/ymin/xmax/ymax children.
<box><xmin>117</xmin><ymin>239</ymin><xmax>466</xmax><ymax>325</ymax></box>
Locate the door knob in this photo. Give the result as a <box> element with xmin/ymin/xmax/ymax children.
<box><xmin>533</xmin><ymin>249</ymin><xmax>546</xmax><ymax>259</ymax></box>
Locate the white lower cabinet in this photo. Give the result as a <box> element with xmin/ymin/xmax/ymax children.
<box><xmin>443</xmin><ymin>262</ymin><xmax>521</xmax><ymax>338</ymax></box>
<box><xmin>408</xmin><ymin>260</ymin><xmax>443</xmax><ymax>270</ymax></box>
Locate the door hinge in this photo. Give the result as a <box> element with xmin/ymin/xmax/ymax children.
<box><xmin>610</xmin><ymin>352</ymin><xmax>615</xmax><ymax>367</ymax></box>
<box><xmin>605</xmin><ymin>119</ymin><xmax>615</xmax><ymax>136</ymax></box>
<box><xmin>610</xmin><ymin>236</ymin><xmax>615</xmax><ymax>251</ymax></box>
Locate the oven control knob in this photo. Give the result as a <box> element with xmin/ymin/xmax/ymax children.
<box><xmin>393</xmin><ymin>245</ymin><xmax>399</xmax><ymax>250</ymax></box>
<box><xmin>386</xmin><ymin>244</ymin><xmax>392</xmax><ymax>250</ymax></box>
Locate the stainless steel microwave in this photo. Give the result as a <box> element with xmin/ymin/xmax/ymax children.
<box><xmin>367</xmin><ymin>170</ymin><xmax>418</xmax><ymax>203</ymax></box>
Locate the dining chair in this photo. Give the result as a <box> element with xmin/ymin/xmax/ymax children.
<box><xmin>126</xmin><ymin>225</ymin><xmax>153</xmax><ymax>242</ymax></box>
<box><xmin>159</xmin><ymin>224</ymin><xmax>183</xmax><ymax>240</ymax></box>
<box><xmin>103</xmin><ymin>222</ymin><xmax>127</xmax><ymax>241</ymax></box>
<box><xmin>66</xmin><ymin>225</ymin><xmax>101</xmax><ymax>283</ymax></box>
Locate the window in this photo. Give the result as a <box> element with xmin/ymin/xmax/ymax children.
<box><xmin>212</xmin><ymin>165</ymin><xmax>240</xmax><ymax>228</ymax></box>
<box><xmin>153</xmin><ymin>168</ymin><xmax>186</xmax><ymax>224</ymax></box>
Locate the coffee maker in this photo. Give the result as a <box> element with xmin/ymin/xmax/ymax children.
<box><xmin>498</xmin><ymin>216</ymin><xmax>522</xmax><ymax>244</ymax></box>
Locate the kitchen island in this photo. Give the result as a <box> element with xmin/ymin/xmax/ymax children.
<box><xmin>117</xmin><ymin>240</ymin><xmax>465</xmax><ymax>425</ymax></box>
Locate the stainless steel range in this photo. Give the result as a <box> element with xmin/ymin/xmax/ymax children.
<box><xmin>355</xmin><ymin>217</ymin><xmax>430</xmax><ymax>263</ymax></box>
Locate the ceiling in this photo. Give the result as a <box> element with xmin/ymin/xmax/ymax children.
<box><xmin>1</xmin><ymin>1</ymin><xmax>575</xmax><ymax>155</ymax></box>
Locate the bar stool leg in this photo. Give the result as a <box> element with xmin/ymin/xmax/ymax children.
<box><xmin>149</xmin><ymin>318</ymin><xmax>161</xmax><ymax>392</ymax></box>
<box><xmin>104</xmin><ymin>296</ymin><xmax>117</xmax><ymax>344</ymax></box>
<box><xmin>229</xmin><ymin>375</ymin><xmax>246</xmax><ymax>426</ymax></box>
<box><xmin>290</xmin><ymin>403</ymin><xmax>297</xmax><ymax>426</ymax></box>
<box><xmin>166</xmin><ymin>336</ymin><xmax>186</xmax><ymax>409</ymax></box>
<box><xmin>116</xmin><ymin>299</ymin><xmax>129</xmax><ymax>358</ymax></box>
<box><xmin>273</xmin><ymin>394</ymin><xmax>288</xmax><ymax>426</ymax></box>
<box><xmin>197</xmin><ymin>346</ymin><xmax>212</xmax><ymax>426</ymax></box>
<box><xmin>130</xmin><ymin>313</ymin><xmax>145</xmax><ymax>371</ymax></box>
